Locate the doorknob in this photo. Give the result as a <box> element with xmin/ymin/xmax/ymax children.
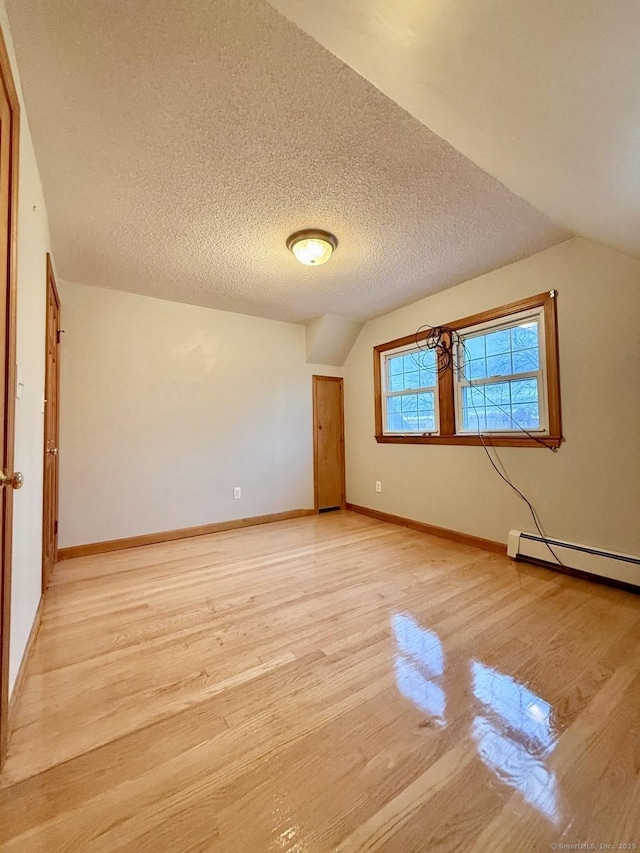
<box><xmin>48</xmin><ymin>447</ymin><xmax>58</xmax><ymax>456</ymax></box>
<box><xmin>0</xmin><ymin>470</ymin><xmax>24</xmax><ymax>489</ymax></box>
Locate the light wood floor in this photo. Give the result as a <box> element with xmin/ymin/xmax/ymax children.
<box><xmin>1</xmin><ymin>511</ymin><xmax>639</xmax><ymax>852</ymax></box>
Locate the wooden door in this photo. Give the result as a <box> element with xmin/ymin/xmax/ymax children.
<box><xmin>0</xmin><ymin>27</ymin><xmax>21</xmax><ymax>764</ymax></box>
<box><xmin>313</xmin><ymin>376</ymin><xmax>345</xmax><ymax>512</ymax></box>
<box><xmin>42</xmin><ymin>256</ymin><xmax>60</xmax><ymax>588</ymax></box>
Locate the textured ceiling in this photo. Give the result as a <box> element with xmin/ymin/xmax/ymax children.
<box><xmin>6</xmin><ymin>0</ymin><xmax>569</xmax><ymax>323</ymax></box>
<box><xmin>269</xmin><ymin>0</ymin><xmax>640</xmax><ymax>262</ymax></box>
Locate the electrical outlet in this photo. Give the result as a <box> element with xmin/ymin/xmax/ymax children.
<box><xmin>233</xmin><ymin>487</ymin><xmax>241</xmax><ymax>500</ymax></box>
<box><xmin>375</xmin><ymin>481</ymin><xmax>382</xmax><ymax>493</ymax></box>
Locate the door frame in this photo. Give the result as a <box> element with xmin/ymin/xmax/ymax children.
<box><xmin>0</xmin><ymin>24</ymin><xmax>21</xmax><ymax>764</ymax></box>
<box><xmin>42</xmin><ymin>254</ymin><xmax>60</xmax><ymax>589</ymax></box>
<box><xmin>312</xmin><ymin>375</ymin><xmax>346</xmax><ymax>512</ymax></box>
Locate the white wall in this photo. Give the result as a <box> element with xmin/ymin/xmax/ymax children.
<box><xmin>58</xmin><ymin>282</ymin><xmax>342</xmax><ymax>548</ymax></box>
<box><xmin>306</xmin><ymin>315</ymin><xmax>363</xmax><ymax>366</ymax></box>
<box><xmin>344</xmin><ymin>238</ymin><xmax>640</xmax><ymax>555</ymax></box>
<box><xmin>1</xmin><ymin>2</ymin><xmax>53</xmax><ymax>693</ymax></box>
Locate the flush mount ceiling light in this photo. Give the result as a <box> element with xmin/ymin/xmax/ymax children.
<box><xmin>286</xmin><ymin>229</ymin><xmax>338</xmax><ymax>266</ymax></box>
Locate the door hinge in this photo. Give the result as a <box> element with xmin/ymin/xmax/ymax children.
<box><xmin>54</xmin><ymin>520</ymin><xmax>58</xmax><ymax>535</ymax></box>
<box><xmin>57</xmin><ymin>329</ymin><xmax>65</xmax><ymax>344</ymax></box>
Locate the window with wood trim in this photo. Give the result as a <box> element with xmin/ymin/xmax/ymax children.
<box><xmin>373</xmin><ymin>291</ymin><xmax>562</xmax><ymax>448</ymax></box>
<box><xmin>381</xmin><ymin>344</ymin><xmax>438</xmax><ymax>435</ymax></box>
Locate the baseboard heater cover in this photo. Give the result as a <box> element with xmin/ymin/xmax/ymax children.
<box><xmin>507</xmin><ymin>530</ymin><xmax>640</xmax><ymax>588</ymax></box>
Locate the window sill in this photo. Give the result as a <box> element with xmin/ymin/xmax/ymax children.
<box><xmin>375</xmin><ymin>434</ymin><xmax>562</xmax><ymax>448</ymax></box>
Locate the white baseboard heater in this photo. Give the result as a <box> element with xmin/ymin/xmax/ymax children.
<box><xmin>507</xmin><ymin>530</ymin><xmax>640</xmax><ymax>589</ymax></box>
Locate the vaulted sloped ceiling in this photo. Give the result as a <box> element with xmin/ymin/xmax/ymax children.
<box><xmin>269</xmin><ymin>0</ymin><xmax>640</xmax><ymax>261</ymax></box>
<box><xmin>6</xmin><ymin>0</ymin><xmax>569</xmax><ymax>323</ymax></box>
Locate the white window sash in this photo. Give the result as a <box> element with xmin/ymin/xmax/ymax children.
<box><xmin>382</xmin><ymin>345</ymin><xmax>440</xmax><ymax>435</ymax></box>
<box><xmin>455</xmin><ymin>372</ymin><xmax>548</xmax><ymax>434</ymax></box>
<box><xmin>454</xmin><ymin>309</ymin><xmax>549</xmax><ymax>435</ymax></box>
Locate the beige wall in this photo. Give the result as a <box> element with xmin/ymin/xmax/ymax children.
<box><xmin>344</xmin><ymin>238</ymin><xmax>640</xmax><ymax>555</ymax></box>
<box><xmin>1</xmin><ymin>2</ymin><xmax>53</xmax><ymax>692</ymax></box>
<box><xmin>58</xmin><ymin>282</ymin><xmax>342</xmax><ymax>548</ymax></box>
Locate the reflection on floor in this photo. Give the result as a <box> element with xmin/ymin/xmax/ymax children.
<box><xmin>471</xmin><ymin>661</ymin><xmax>559</xmax><ymax>823</ymax></box>
<box><xmin>393</xmin><ymin>614</ymin><xmax>446</xmax><ymax>725</ymax></box>
<box><xmin>392</xmin><ymin>613</ymin><xmax>560</xmax><ymax>823</ymax></box>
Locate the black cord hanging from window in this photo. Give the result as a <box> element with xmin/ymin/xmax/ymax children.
<box><xmin>411</xmin><ymin>320</ymin><xmax>565</xmax><ymax>567</ymax></box>
<box><xmin>413</xmin><ymin>325</ymin><xmax>462</xmax><ymax>374</ymax></box>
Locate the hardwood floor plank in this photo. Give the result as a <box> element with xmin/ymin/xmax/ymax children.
<box><xmin>335</xmin><ymin>741</ymin><xmax>477</xmax><ymax>852</ymax></box>
<box><xmin>1</xmin><ymin>511</ymin><xmax>638</xmax><ymax>851</ymax></box>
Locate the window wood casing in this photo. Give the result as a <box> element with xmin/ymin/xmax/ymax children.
<box><xmin>373</xmin><ymin>292</ymin><xmax>562</xmax><ymax>448</ymax></box>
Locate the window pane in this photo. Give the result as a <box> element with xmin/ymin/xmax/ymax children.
<box><xmin>389</xmin><ymin>354</ymin><xmax>404</xmax><ymax>376</ymax></box>
<box><xmin>389</xmin><ymin>373</ymin><xmax>406</xmax><ymax>392</ymax></box>
<box><xmin>416</xmin><ymin>391</ymin><xmax>436</xmax><ymax>431</ymax></box>
<box><xmin>462</xmin><ymin>380</ymin><xmax>540</xmax><ymax>432</ymax></box>
<box><xmin>409</xmin><ymin>350</ymin><xmax>436</xmax><ymax>382</ymax></box>
<box><xmin>512</xmin><ymin>348</ymin><xmax>539</xmax><ymax>373</ymax></box>
<box><xmin>511</xmin><ymin>322</ymin><xmax>538</xmax><ymax>351</ymax></box>
<box><xmin>463</xmin><ymin>406</ymin><xmax>486</xmax><ymax>431</ymax></box>
<box><xmin>482</xmin><ymin>382</ymin><xmax>511</xmax><ymax>406</ymax></box>
<box><xmin>387</xmin><ymin>369</ymin><xmax>422</xmax><ymax>391</ymax></box>
<box><xmin>419</xmin><ymin>367</ymin><xmax>437</xmax><ymax>387</ymax></box>
<box><xmin>386</xmin><ymin>348</ymin><xmax>436</xmax><ymax>392</ymax></box>
<box><xmin>512</xmin><ymin>403</ymin><xmax>540</xmax><ymax>429</ymax></box>
<box><xmin>485</xmin><ymin>406</ymin><xmax>513</xmax><ymax>430</ymax></box>
<box><xmin>401</xmin><ymin>394</ymin><xmax>418</xmax><ymax>412</ymax></box>
<box><xmin>466</xmin><ymin>358</ymin><xmax>487</xmax><ymax>380</ymax></box>
<box><xmin>417</xmin><ymin>414</ymin><xmax>436</xmax><ymax>431</ymax></box>
<box><xmin>511</xmin><ymin>378</ymin><xmax>538</xmax><ymax>403</ymax></box>
<box><xmin>464</xmin><ymin>385</ymin><xmax>486</xmax><ymax>408</ymax></box>
<box><xmin>464</xmin><ymin>335</ymin><xmax>485</xmax><ymax>360</ymax></box>
<box><xmin>385</xmin><ymin>392</ymin><xmax>436</xmax><ymax>432</ymax></box>
<box><xmin>461</xmin><ymin>316</ymin><xmax>541</xmax><ymax>385</ymax></box>
<box><xmin>404</xmin><ymin>350</ymin><xmax>424</xmax><ymax>373</ymax></box>
<box><xmin>402</xmin><ymin>353</ymin><xmax>420</xmax><ymax>373</ymax></box>
<box><xmin>486</xmin><ymin>353</ymin><xmax>512</xmax><ymax>378</ymax></box>
<box><xmin>463</xmin><ymin>388</ymin><xmax>487</xmax><ymax>423</ymax></box>
<box><xmin>387</xmin><ymin>413</ymin><xmax>404</xmax><ymax>432</ymax></box>
<box><xmin>417</xmin><ymin>393</ymin><xmax>435</xmax><ymax>412</ymax></box>
<box><xmin>402</xmin><ymin>370</ymin><xmax>420</xmax><ymax>389</ymax></box>
<box><xmin>485</xmin><ymin>328</ymin><xmax>511</xmax><ymax>356</ymax></box>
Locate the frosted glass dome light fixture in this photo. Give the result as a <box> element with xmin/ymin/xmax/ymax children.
<box><xmin>286</xmin><ymin>229</ymin><xmax>338</xmax><ymax>266</ymax></box>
